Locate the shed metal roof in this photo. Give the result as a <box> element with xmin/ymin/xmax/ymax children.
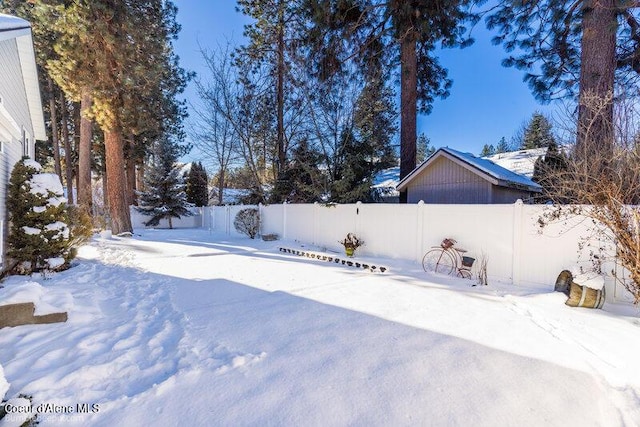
<box><xmin>0</xmin><ymin>14</ymin><xmax>30</xmax><ymax>33</ymax></box>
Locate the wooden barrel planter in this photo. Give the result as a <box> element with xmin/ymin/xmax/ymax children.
<box><xmin>555</xmin><ymin>270</ymin><xmax>605</xmax><ymax>309</ymax></box>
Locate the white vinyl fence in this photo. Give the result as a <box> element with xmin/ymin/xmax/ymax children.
<box><xmin>130</xmin><ymin>207</ymin><xmax>203</xmax><ymax>229</ymax></box>
<box><xmin>202</xmin><ymin>202</ymin><xmax>633</xmax><ymax>304</ymax></box>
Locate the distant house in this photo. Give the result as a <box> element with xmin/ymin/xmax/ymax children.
<box><xmin>396</xmin><ymin>147</ymin><xmax>542</xmax><ymax>204</ymax></box>
<box><xmin>0</xmin><ymin>14</ymin><xmax>46</xmax><ymax>263</ymax></box>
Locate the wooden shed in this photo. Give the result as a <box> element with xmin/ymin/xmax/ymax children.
<box><xmin>396</xmin><ymin>147</ymin><xmax>542</xmax><ymax>204</ymax></box>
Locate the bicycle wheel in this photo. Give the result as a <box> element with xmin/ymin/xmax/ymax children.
<box><xmin>457</xmin><ymin>268</ymin><xmax>472</xmax><ymax>279</ymax></box>
<box><xmin>422</xmin><ymin>249</ymin><xmax>455</xmax><ymax>275</ymax></box>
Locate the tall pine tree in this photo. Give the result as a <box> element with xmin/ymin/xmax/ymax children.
<box><xmin>306</xmin><ymin>0</ymin><xmax>475</xmax><ymax>202</ymax></box>
<box><xmin>522</xmin><ymin>112</ymin><xmax>556</xmax><ymax>149</ymax></box>
<box><xmin>44</xmin><ymin>0</ymin><xmax>189</xmax><ymax>233</ymax></box>
<box><xmin>236</xmin><ymin>0</ymin><xmax>306</xmax><ymax>202</ymax></box>
<box><xmin>185</xmin><ymin>162</ymin><xmax>209</xmax><ymax>207</ymax></box>
<box><xmin>279</xmin><ymin>139</ymin><xmax>325</xmax><ymax>203</ymax></box>
<box><xmin>136</xmin><ymin>139</ymin><xmax>193</xmax><ymax>229</ymax></box>
<box><xmin>532</xmin><ymin>140</ymin><xmax>569</xmax><ymax>203</ymax></box>
<box><xmin>331</xmin><ymin>130</ymin><xmax>373</xmax><ymax>203</ymax></box>
<box><xmin>486</xmin><ymin>1</ymin><xmax>640</xmax><ymax>155</ymax></box>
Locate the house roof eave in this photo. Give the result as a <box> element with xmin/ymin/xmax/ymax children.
<box><xmin>16</xmin><ymin>31</ymin><xmax>46</xmax><ymax>141</ymax></box>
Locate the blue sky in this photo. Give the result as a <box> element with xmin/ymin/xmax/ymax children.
<box><xmin>173</xmin><ymin>0</ymin><xmax>557</xmax><ymax>162</ymax></box>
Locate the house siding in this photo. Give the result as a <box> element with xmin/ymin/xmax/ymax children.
<box><xmin>0</xmin><ymin>32</ymin><xmax>40</xmax><ymax>265</ymax></box>
<box><xmin>407</xmin><ymin>156</ymin><xmax>491</xmax><ymax>204</ymax></box>
<box><xmin>0</xmin><ymin>38</ymin><xmax>32</xmax><ymax>136</ymax></box>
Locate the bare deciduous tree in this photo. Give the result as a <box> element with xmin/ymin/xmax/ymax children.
<box><xmin>191</xmin><ymin>44</ymin><xmax>238</xmax><ymax>205</ymax></box>
<box><xmin>539</xmin><ymin>95</ymin><xmax>640</xmax><ymax>304</ymax></box>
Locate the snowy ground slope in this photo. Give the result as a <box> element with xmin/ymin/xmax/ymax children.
<box><xmin>0</xmin><ymin>228</ymin><xmax>639</xmax><ymax>426</ymax></box>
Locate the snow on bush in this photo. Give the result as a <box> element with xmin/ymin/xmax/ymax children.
<box><xmin>29</xmin><ymin>173</ymin><xmax>64</xmax><ymax>197</ymax></box>
<box><xmin>45</xmin><ymin>257</ymin><xmax>66</xmax><ymax>270</ymax></box>
<box><xmin>22</xmin><ymin>159</ymin><xmax>41</xmax><ymax>172</ymax></box>
<box><xmin>6</xmin><ymin>159</ymin><xmax>75</xmax><ymax>274</ymax></box>
<box><xmin>21</xmin><ymin>226</ymin><xmax>40</xmax><ymax>236</ymax></box>
<box><xmin>234</xmin><ymin>208</ymin><xmax>260</xmax><ymax>239</ymax></box>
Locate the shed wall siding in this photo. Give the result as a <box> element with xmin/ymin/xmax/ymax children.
<box><xmin>407</xmin><ymin>157</ymin><xmax>491</xmax><ymax>204</ymax></box>
<box><xmin>0</xmin><ymin>38</ymin><xmax>32</xmax><ymax>135</ymax></box>
<box><xmin>491</xmin><ymin>186</ymin><xmax>533</xmax><ymax>204</ymax></box>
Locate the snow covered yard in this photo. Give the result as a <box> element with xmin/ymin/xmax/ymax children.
<box><xmin>1</xmin><ymin>228</ymin><xmax>640</xmax><ymax>426</ymax></box>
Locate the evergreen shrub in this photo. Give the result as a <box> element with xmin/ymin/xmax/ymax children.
<box><xmin>6</xmin><ymin>159</ymin><xmax>75</xmax><ymax>274</ymax></box>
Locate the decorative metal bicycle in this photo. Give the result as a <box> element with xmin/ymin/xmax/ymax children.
<box><xmin>422</xmin><ymin>238</ymin><xmax>475</xmax><ymax>279</ymax></box>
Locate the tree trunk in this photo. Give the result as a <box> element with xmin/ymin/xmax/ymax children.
<box><xmin>125</xmin><ymin>135</ymin><xmax>137</xmax><ymax>206</ymax></box>
<box><xmin>60</xmin><ymin>92</ymin><xmax>74</xmax><ymax>204</ymax></box>
<box><xmin>104</xmin><ymin>128</ymin><xmax>132</xmax><ymax>234</ymax></box>
<box><xmin>47</xmin><ymin>77</ymin><xmax>62</xmax><ymax>181</ymax></box>
<box><xmin>126</xmin><ymin>154</ymin><xmax>137</xmax><ymax>206</ymax></box>
<box><xmin>399</xmin><ymin>34</ymin><xmax>418</xmax><ymax>203</ymax></box>
<box><xmin>78</xmin><ymin>90</ymin><xmax>93</xmax><ymax>211</ymax></box>
<box><xmin>102</xmin><ymin>171</ymin><xmax>108</xmax><ymax>215</ymax></box>
<box><xmin>276</xmin><ymin>4</ymin><xmax>286</xmax><ymax>179</ymax></box>
<box><xmin>576</xmin><ymin>0</ymin><xmax>617</xmax><ymax>157</ymax></box>
<box><xmin>136</xmin><ymin>161</ymin><xmax>145</xmax><ymax>193</ymax></box>
<box><xmin>218</xmin><ymin>169</ymin><xmax>225</xmax><ymax>205</ymax></box>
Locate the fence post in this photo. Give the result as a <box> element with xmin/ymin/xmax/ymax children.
<box><xmin>416</xmin><ymin>200</ymin><xmax>425</xmax><ymax>264</ymax></box>
<box><xmin>313</xmin><ymin>202</ymin><xmax>319</xmax><ymax>246</ymax></box>
<box><xmin>512</xmin><ymin>199</ymin><xmax>523</xmax><ymax>286</ymax></box>
<box><xmin>282</xmin><ymin>202</ymin><xmax>287</xmax><ymax>240</ymax></box>
<box><xmin>355</xmin><ymin>201</ymin><xmax>362</xmax><ymax>236</ymax></box>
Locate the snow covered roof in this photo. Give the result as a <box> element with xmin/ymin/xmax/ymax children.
<box><xmin>371</xmin><ymin>167</ymin><xmax>400</xmax><ymax>197</ymax></box>
<box><xmin>484</xmin><ymin>147</ymin><xmax>548</xmax><ymax>178</ymax></box>
<box><xmin>209</xmin><ymin>188</ymin><xmax>252</xmax><ymax>205</ymax></box>
<box><xmin>0</xmin><ymin>14</ymin><xmax>30</xmax><ymax>33</ymax></box>
<box><xmin>397</xmin><ymin>147</ymin><xmax>542</xmax><ymax>193</ymax></box>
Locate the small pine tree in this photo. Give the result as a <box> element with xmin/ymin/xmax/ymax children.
<box><xmin>7</xmin><ymin>158</ymin><xmax>74</xmax><ymax>274</ymax></box>
<box><xmin>332</xmin><ymin>130</ymin><xmax>376</xmax><ymax>203</ymax></box>
<box><xmin>136</xmin><ymin>139</ymin><xmax>193</xmax><ymax>229</ymax></box>
<box><xmin>277</xmin><ymin>139</ymin><xmax>325</xmax><ymax>203</ymax></box>
<box><xmin>186</xmin><ymin>162</ymin><xmax>209</xmax><ymax>207</ymax></box>
<box><xmin>480</xmin><ymin>144</ymin><xmax>496</xmax><ymax>157</ymax></box>
<box><xmin>522</xmin><ymin>112</ymin><xmax>556</xmax><ymax>149</ymax></box>
<box><xmin>532</xmin><ymin>141</ymin><xmax>569</xmax><ymax>202</ymax></box>
<box><xmin>495</xmin><ymin>137</ymin><xmax>510</xmax><ymax>153</ymax></box>
<box><xmin>417</xmin><ymin>133</ymin><xmax>435</xmax><ymax>164</ymax></box>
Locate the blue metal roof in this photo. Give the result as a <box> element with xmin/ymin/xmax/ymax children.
<box><xmin>0</xmin><ymin>14</ymin><xmax>30</xmax><ymax>32</ymax></box>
